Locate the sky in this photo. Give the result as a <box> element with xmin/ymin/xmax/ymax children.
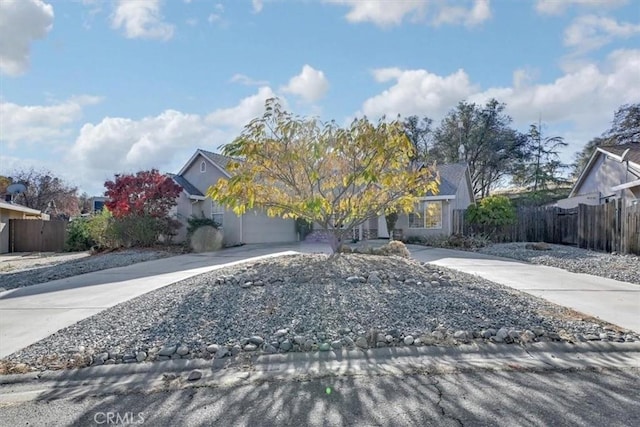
<box><xmin>1</xmin><ymin>0</ymin><xmax>639</xmax><ymax>196</ymax></box>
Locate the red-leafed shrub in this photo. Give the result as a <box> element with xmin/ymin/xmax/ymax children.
<box><xmin>104</xmin><ymin>169</ymin><xmax>182</xmax><ymax>218</ymax></box>
<box><xmin>103</xmin><ymin>169</ymin><xmax>183</xmax><ymax>247</ymax></box>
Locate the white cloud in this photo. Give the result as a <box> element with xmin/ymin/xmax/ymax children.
<box><xmin>111</xmin><ymin>0</ymin><xmax>174</xmax><ymax>40</ymax></box>
<box><xmin>0</xmin><ymin>96</ymin><xmax>102</xmax><ymax>147</ymax></box>
<box><xmin>63</xmin><ymin>88</ymin><xmax>280</xmax><ymax>192</ymax></box>
<box><xmin>252</xmin><ymin>0</ymin><xmax>263</xmax><ymax>13</ymax></box>
<box><xmin>564</xmin><ymin>15</ymin><xmax>640</xmax><ymax>53</ymax></box>
<box><xmin>325</xmin><ymin>0</ymin><xmax>428</xmax><ymax>27</ymax></box>
<box><xmin>281</xmin><ymin>65</ymin><xmax>330</xmax><ymax>103</ymax></box>
<box><xmin>433</xmin><ymin>0</ymin><xmax>491</xmax><ymax>27</ymax></box>
<box><xmin>206</xmin><ymin>87</ymin><xmax>278</xmax><ymax>127</ymax></box>
<box><xmin>470</xmin><ymin>49</ymin><xmax>640</xmax><ymax>129</ymax></box>
<box><xmin>535</xmin><ymin>0</ymin><xmax>628</xmax><ymax>15</ymax></box>
<box><xmin>359</xmin><ymin>50</ymin><xmax>640</xmax><ymax>159</ymax></box>
<box><xmin>0</xmin><ymin>0</ymin><xmax>54</xmax><ymax>76</ymax></box>
<box><xmin>71</xmin><ymin>110</ymin><xmax>208</xmax><ymax>170</ymax></box>
<box><xmin>325</xmin><ymin>0</ymin><xmax>490</xmax><ymax>28</ymax></box>
<box><xmin>362</xmin><ymin>68</ymin><xmax>477</xmax><ymax>119</ymax></box>
<box><xmin>230</xmin><ymin>73</ymin><xmax>269</xmax><ymax>86</ymax></box>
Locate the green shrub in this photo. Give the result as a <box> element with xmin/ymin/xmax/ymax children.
<box><xmin>65</xmin><ymin>218</ymin><xmax>93</xmax><ymax>251</ymax></box>
<box><xmin>86</xmin><ymin>208</ymin><xmax>115</xmax><ymax>250</ymax></box>
<box><xmin>109</xmin><ymin>215</ymin><xmax>166</xmax><ymax>247</ymax></box>
<box><xmin>187</xmin><ymin>215</ymin><xmax>219</xmax><ymax>236</ymax></box>
<box><xmin>465</xmin><ymin>196</ymin><xmax>516</xmax><ymax>233</ymax></box>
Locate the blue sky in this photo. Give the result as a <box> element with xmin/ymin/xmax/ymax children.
<box><xmin>1</xmin><ymin>0</ymin><xmax>639</xmax><ymax>195</ymax></box>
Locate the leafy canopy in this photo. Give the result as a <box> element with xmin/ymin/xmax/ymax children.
<box><xmin>208</xmin><ymin>99</ymin><xmax>439</xmax><ymax>251</ymax></box>
<box><xmin>104</xmin><ymin>169</ymin><xmax>182</xmax><ymax>218</ymax></box>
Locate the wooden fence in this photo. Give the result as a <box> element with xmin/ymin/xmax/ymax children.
<box><xmin>453</xmin><ymin>200</ymin><xmax>640</xmax><ymax>255</ymax></box>
<box><xmin>9</xmin><ymin>219</ymin><xmax>68</xmax><ymax>252</ymax></box>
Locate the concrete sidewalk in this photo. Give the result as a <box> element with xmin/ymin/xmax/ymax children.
<box><xmin>410</xmin><ymin>246</ymin><xmax>640</xmax><ymax>333</ymax></box>
<box><xmin>0</xmin><ymin>243</ymin><xmax>330</xmax><ymax>358</ymax></box>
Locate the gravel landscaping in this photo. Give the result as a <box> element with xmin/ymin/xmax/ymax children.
<box><xmin>476</xmin><ymin>243</ymin><xmax>640</xmax><ymax>285</ymax></box>
<box><xmin>0</xmin><ymin>249</ymin><xmax>178</xmax><ymax>291</ymax></box>
<box><xmin>2</xmin><ymin>252</ymin><xmax>637</xmax><ymax>373</ymax></box>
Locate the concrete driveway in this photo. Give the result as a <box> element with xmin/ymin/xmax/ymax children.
<box><xmin>0</xmin><ymin>243</ymin><xmax>330</xmax><ymax>358</ymax></box>
<box><xmin>409</xmin><ymin>246</ymin><xmax>640</xmax><ymax>333</ymax></box>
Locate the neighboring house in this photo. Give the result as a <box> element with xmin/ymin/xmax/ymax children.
<box><xmin>89</xmin><ymin>196</ymin><xmax>107</xmax><ymax>213</ymax></box>
<box><xmin>558</xmin><ymin>144</ymin><xmax>640</xmax><ymax>209</ymax></box>
<box><xmin>357</xmin><ymin>162</ymin><xmax>475</xmax><ymax>240</ymax></box>
<box><xmin>0</xmin><ymin>201</ymin><xmax>46</xmax><ymax>253</ymax></box>
<box><xmin>170</xmin><ymin>149</ymin><xmax>298</xmax><ymax>246</ymax></box>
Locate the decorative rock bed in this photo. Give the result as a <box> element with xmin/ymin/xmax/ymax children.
<box><xmin>2</xmin><ymin>253</ymin><xmax>637</xmax><ymax>373</ymax></box>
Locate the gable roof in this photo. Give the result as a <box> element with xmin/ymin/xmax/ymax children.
<box><xmin>198</xmin><ymin>149</ymin><xmax>236</xmax><ymax>170</ymax></box>
<box><xmin>168</xmin><ymin>173</ymin><xmax>204</xmax><ymax>199</ymax></box>
<box><xmin>177</xmin><ymin>148</ymin><xmax>236</xmax><ymax>177</ymax></box>
<box><xmin>434</xmin><ymin>162</ymin><xmax>469</xmax><ymax>196</ymax></box>
<box><xmin>570</xmin><ymin>143</ymin><xmax>640</xmax><ymax>197</ymax></box>
<box><xmin>418</xmin><ymin>162</ymin><xmax>471</xmax><ymax>199</ymax></box>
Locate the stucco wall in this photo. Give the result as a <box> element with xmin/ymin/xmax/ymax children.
<box><xmin>0</xmin><ymin>208</ymin><xmax>28</xmax><ymax>253</ymax></box>
<box><xmin>574</xmin><ymin>154</ymin><xmax>639</xmax><ymax>206</ymax></box>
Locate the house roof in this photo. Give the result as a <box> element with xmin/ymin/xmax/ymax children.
<box><xmin>168</xmin><ymin>173</ymin><xmax>205</xmax><ymax>198</ymax></box>
<box><xmin>418</xmin><ymin>162</ymin><xmax>470</xmax><ymax>198</ymax></box>
<box><xmin>0</xmin><ymin>201</ymin><xmax>42</xmax><ymax>215</ymax></box>
<box><xmin>598</xmin><ymin>144</ymin><xmax>640</xmax><ymax>167</ymax></box>
<box><xmin>570</xmin><ymin>143</ymin><xmax>640</xmax><ymax>197</ymax></box>
<box><xmin>198</xmin><ymin>149</ymin><xmax>237</xmax><ymax>171</ymax></box>
<box><xmin>434</xmin><ymin>162</ymin><xmax>469</xmax><ymax>196</ymax></box>
<box><xmin>177</xmin><ymin>148</ymin><xmax>238</xmax><ymax>177</ymax></box>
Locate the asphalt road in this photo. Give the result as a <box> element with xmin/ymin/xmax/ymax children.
<box><xmin>1</xmin><ymin>368</ymin><xmax>638</xmax><ymax>426</ymax></box>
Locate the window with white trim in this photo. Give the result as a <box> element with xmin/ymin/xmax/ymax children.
<box><xmin>211</xmin><ymin>200</ymin><xmax>224</xmax><ymax>228</ymax></box>
<box><xmin>200</xmin><ymin>161</ymin><xmax>206</xmax><ymax>173</ymax></box>
<box><xmin>408</xmin><ymin>201</ymin><xmax>442</xmax><ymax>229</ymax></box>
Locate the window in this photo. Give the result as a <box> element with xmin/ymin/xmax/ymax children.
<box><xmin>211</xmin><ymin>200</ymin><xmax>224</xmax><ymax>228</ymax></box>
<box><xmin>408</xmin><ymin>201</ymin><xmax>442</xmax><ymax>229</ymax></box>
<box><xmin>200</xmin><ymin>161</ymin><xmax>206</xmax><ymax>173</ymax></box>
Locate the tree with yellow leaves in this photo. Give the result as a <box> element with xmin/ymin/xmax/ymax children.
<box><xmin>208</xmin><ymin>99</ymin><xmax>439</xmax><ymax>253</ymax></box>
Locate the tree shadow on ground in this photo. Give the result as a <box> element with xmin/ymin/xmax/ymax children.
<box><xmin>7</xmin><ymin>363</ymin><xmax>640</xmax><ymax>426</ymax></box>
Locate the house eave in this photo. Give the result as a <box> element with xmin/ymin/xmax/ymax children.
<box><xmin>419</xmin><ymin>195</ymin><xmax>456</xmax><ymax>201</ymax></box>
<box><xmin>611</xmin><ymin>179</ymin><xmax>640</xmax><ymax>191</ymax></box>
<box><xmin>570</xmin><ymin>150</ymin><xmax>599</xmax><ymax>198</ymax></box>
<box><xmin>0</xmin><ymin>201</ymin><xmax>42</xmax><ymax>215</ymax></box>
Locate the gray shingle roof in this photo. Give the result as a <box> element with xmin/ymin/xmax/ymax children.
<box><xmin>435</xmin><ymin>162</ymin><xmax>468</xmax><ymax>196</ymax></box>
<box><xmin>168</xmin><ymin>173</ymin><xmax>204</xmax><ymax>197</ymax></box>
<box><xmin>599</xmin><ymin>143</ymin><xmax>640</xmax><ymax>166</ymax></box>
<box><xmin>199</xmin><ymin>149</ymin><xmax>237</xmax><ymax>171</ymax></box>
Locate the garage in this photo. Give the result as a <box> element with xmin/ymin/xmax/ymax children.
<box><xmin>241</xmin><ymin>210</ymin><xmax>297</xmax><ymax>244</ymax></box>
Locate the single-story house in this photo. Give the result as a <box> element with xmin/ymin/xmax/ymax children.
<box><xmin>558</xmin><ymin>144</ymin><xmax>640</xmax><ymax>209</ymax></box>
<box><xmin>357</xmin><ymin>162</ymin><xmax>475</xmax><ymax>240</ymax></box>
<box><xmin>0</xmin><ymin>201</ymin><xmax>46</xmax><ymax>253</ymax></box>
<box><xmin>170</xmin><ymin>149</ymin><xmax>298</xmax><ymax>246</ymax></box>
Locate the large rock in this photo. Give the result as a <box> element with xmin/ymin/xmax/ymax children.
<box><xmin>189</xmin><ymin>226</ymin><xmax>223</xmax><ymax>253</ymax></box>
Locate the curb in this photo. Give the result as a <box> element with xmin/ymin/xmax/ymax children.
<box><xmin>1</xmin><ymin>342</ymin><xmax>638</xmax><ymax>405</ymax></box>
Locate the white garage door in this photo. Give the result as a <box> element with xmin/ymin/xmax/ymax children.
<box><xmin>242</xmin><ymin>210</ymin><xmax>297</xmax><ymax>244</ymax></box>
